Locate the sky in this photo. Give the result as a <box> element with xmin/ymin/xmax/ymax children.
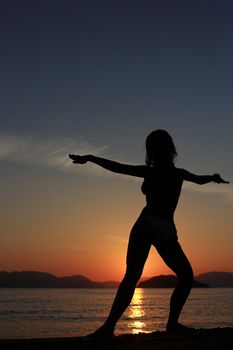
<box><xmin>0</xmin><ymin>0</ymin><xmax>233</xmax><ymax>281</ymax></box>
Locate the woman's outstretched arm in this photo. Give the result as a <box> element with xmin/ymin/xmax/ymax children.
<box><xmin>180</xmin><ymin>169</ymin><xmax>229</xmax><ymax>184</ymax></box>
<box><xmin>69</xmin><ymin>154</ymin><xmax>147</xmax><ymax>178</ymax></box>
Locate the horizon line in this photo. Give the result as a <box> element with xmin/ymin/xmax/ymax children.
<box><xmin>1</xmin><ymin>269</ymin><xmax>233</xmax><ymax>282</ymax></box>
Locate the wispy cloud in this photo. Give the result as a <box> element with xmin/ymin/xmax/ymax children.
<box><xmin>183</xmin><ymin>181</ymin><xmax>233</xmax><ymax>204</ymax></box>
<box><xmin>1</xmin><ymin>134</ymin><xmax>232</xmax><ymax>204</ymax></box>
<box><xmin>106</xmin><ymin>235</ymin><xmax>127</xmax><ymax>244</ymax></box>
<box><xmin>51</xmin><ymin>245</ymin><xmax>91</xmax><ymax>252</ymax></box>
<box><xmin>0</xmin><ymin>134</ymin><xmax>107</xmax><ymax>176</ymax></box>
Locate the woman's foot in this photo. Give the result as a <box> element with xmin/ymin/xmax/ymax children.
<box><xmin>86</xmin><ymin>325</ymin><xmax>114</xmax><ymax>338</ymax></box>
<box><xmin>166</xmin><ymin>322</ymin><xmax>194</xmax><ymax>334</ymax></box>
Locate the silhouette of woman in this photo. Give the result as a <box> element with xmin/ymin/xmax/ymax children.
<box><xmin>69</xmin><ymin>129</ymin><xmax>229</xmax><ymax>336</ymax></box>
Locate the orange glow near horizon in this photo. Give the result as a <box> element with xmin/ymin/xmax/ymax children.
<box><xmin>1</xmin><ymin>178</ymin><xmax>233</xmax><ymax>281</ymax></box>
<box><xmin>1</xmin><ymin>232</ymin><xmax>232</xmax><ymax>281</ymax></box>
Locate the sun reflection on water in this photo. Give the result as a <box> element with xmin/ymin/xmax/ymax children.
<box><xmin>128</xmin><ymin>288</ymin><xmax>148</xmax><ymax>334</ymax></box>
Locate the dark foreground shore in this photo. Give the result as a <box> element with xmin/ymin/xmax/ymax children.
<box><xmin>1</xmin><ymin>328</ymin><xmax>232</xmax><ymax>350</ymax></box>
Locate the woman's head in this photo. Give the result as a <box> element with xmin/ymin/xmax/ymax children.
<box><xmin>145</xmin><ymin>129</ymin><xmax>177</xmax><ymax>167</ymax></box>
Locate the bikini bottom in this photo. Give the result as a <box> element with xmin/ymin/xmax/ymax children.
<box><xmin>140</xmin><ymin>215</ymin><xmax>178</xmax><ymax>245</ymax></box>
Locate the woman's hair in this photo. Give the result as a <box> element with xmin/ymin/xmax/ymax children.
<box><xmin>145</xmin><ymin>129</ymin><xmax>177</xmax><ymax>167</ymax></box>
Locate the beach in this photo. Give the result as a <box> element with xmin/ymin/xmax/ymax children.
<box><xmin>1</xmin><ymin>328</ymin><xmax>232</xmax><ymax>350</ymax></box>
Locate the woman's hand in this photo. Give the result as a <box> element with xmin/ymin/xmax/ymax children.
<box><xmin>212</xmin><ymin>173</ymin><xmax>230</xmax><ymax>184</ymax></box>
<box><xmin>69</xmin><ymin>154</ymin><xmax>90</xmax><ymax>164</ymax></box>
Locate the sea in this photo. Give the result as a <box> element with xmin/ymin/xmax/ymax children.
<box><xmin>0</xmin><ymin>288</ymin><xmax>233</xmax><ymax>339</ymax></box>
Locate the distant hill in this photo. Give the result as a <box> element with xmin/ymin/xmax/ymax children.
<box><xmin>196</xmin><ymin>272</ymin><xmax>233</xmax><ymax>287</ymax></box>
<box><xmin>138</xmin><ymin>275</ymin><xmax>209</xmax><ymax>288</ymax></box>
<box><xmin>0</xmin><ymin>271</ymin><xmax>120</xmax><ymax>288</ymax></box>
<box><xmin>0</xmin><ymin>271</ymin><xmax>98</xmax><ymax>288</ymax></box>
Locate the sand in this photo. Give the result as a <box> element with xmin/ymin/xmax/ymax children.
<box><xmin>0</xmin><ymin>328</ymin><xmax>232</xmax><ymax>350</ymax></box>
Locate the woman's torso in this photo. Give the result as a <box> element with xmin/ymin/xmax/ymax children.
<box><xmin>141</xmin><ymin>165</ymin><xmax>183</xmax><ymax>223</ymax></box>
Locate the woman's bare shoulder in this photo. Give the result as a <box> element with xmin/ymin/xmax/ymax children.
<box><xmin>175</xmin><ymin>167</ymin><xmax>190</xmax><ymax>179</ymax></box>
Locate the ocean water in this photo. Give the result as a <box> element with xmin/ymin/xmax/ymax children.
<box><xmin>0</xmin><ymin>288</ymin><xmax>233</xmax><ymax>339</ymax></box>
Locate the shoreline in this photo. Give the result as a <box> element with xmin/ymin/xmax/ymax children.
<box><xmin>1</xmin><ymin>328</ymin><xmax>232</xmax><ymax>350</ymax></box>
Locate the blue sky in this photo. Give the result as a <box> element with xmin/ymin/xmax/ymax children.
<box><xmin>0</xmin><ymin>0</ymin><xmax>232</xmax><ymax>279</ymax></box>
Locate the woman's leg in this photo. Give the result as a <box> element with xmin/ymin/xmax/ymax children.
<box><xmin>89</xmin><ymin>218</ymin><xmax>151</xmax><ymax>337</ymax></box>
<box><xmin>156</xmin><ymin>240</ymin><xmax>194</xmax><ymax>332</ymax></box>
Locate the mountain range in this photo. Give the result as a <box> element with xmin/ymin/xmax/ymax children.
<box><xmin>0</xmin><ymin>271</ymin><xmax>232</xmax><ymax>288</ymax></box>
<box><xmin>0</xmin><ymin>271</ymin><xmax>118</xmax><ymax>288</ymax></box>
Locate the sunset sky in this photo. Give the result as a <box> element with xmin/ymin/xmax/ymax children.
<box><xmin>1</xmin><ymin>0</ymin><xmax>233</xmax><ymax>281</ymax></box>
